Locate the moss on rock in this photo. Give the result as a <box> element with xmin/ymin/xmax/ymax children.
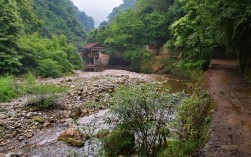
<box><xmin>33</xmin><ymin>116</ymin><xmax>45</xmax><ymax>123</ymax></box>
<box><xmin>96</xmin><ymin>129</ymin><xmax>109</xmax><ymax>139</ymax></box>
<box><xmin>58</xmin><ymin>128</ymin><xmax>89</xmax><ymax>147</ymax></box>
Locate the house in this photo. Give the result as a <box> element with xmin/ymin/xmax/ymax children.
<box><xmin>79</xmin><ymin>42</ymin><xmax>109</xmax><ymax>66</ymax></box>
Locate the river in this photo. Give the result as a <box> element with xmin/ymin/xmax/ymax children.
<box><xmin>0</xmin><ymin>69</ymin><xmax>191</xmax><ymax>157</ymax></box>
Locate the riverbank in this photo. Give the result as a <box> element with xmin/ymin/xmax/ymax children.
<box><xmin>0</xmin><ymin>69</ymin><xmax>190</xmax><ymax>156</ymax></box>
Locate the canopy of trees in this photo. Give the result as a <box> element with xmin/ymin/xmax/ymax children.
<box><xmin>33</xmin><ymin>0</ymin><xmax>94</xmax><ymax>46</ymax></box>
<box><xmin>87</xmin><ymin>0</ymin><xmax>251</xmax><ymax>77</ymax></box>
<box><xmin>108</xmin><ymin>0</ymin><xmax>136</xmax><ymax>22</ymax></box>
<box><xmin>0</xmin><ymin>0</ymin><xmax>94</xmax><ymax>76</ymax></box>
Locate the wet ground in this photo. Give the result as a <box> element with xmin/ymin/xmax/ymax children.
<box><xmin>0</xmin><ymin>69</ymin><xmax>191</xmax><ymax>157</ymax></box>
<box><xmin>202</xmin><ymin>60</ymin><xmax>251</xmax><ymax>157</ymax></box>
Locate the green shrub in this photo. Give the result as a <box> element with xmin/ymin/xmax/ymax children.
<box><xmin>177</xmin><ymin>93</ymin><xmax>211</xmax><ymax>142</ymax></box>
<box><xmin>65</xmin><ymin>44</ymin><xmax>83</xmax><ymax>69</ymax></box>
<box><xmin>22</xmin><ymin>71</ymin><xmax>68</xmax><ymax>95</ymax></box>
<box><xmin>18</xmin><ymin>33</ymin><xmax>82</xmax><ymax>77</ymax></box>
<box><xmin>25</xmin><ymin>95</ymin><xmax>61</xmax><ymax>111</ymax></box>
<box><xmin>96</xmin><ymin>129</ymin><xmax>110</xmax><ymax>139</ymax></box>
<box><xmin>103</xmin><ymin>129</ymin><xmax>135</xmax><ymax>157</ymax></box>
<box><xmin>109</xmin><ymin>84</ymin><xmax>185</xmax><ymax>156</ymax></box>
<box><xmin>38</xmin><ymin>59</ymin><xmax>63</xmax><ymax>78</ymax></box>
<box><xmin>0</xmin><ymin>75</ymin><xmax>19</xmax><ymax>102</ymax></box>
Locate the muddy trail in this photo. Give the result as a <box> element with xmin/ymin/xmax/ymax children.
<box><xmin>202</xmin><ymin>60</ymin><xmax>251</xmax><ymax>157</ymax></box>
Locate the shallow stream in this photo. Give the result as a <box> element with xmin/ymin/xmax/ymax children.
<box><xmin>0</xmin><ymin>70</ymin><xmax>191</xmax><ymax>157</ymax></box>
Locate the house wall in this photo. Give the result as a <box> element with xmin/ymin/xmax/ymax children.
<box><xmin>99</xmin><ymin>53</ymin><xmax>110</xmax><ymax>65</ymax></box>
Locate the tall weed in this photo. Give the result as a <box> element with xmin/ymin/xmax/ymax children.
<box><xmin>0</xmin><ymin>75</ymin><xmax>19</xmax><ymax>102</ymax></box>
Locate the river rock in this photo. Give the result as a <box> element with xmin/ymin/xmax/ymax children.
<box><xmin>33</xmin><ymin>116</ymin><xmax>45</xmax><ymax>123</ymax></box>
<box><xmin>58</xmin><ymin>128</ymin><xmax>89</xmax><ymax>147</ymax></box>
<box><xmin>17</xmin><ymin>135</ymin><xmax>25</xmax><ymax>141</ymax></box>
<box><xmin>43</xmin><ymin>121</ymin><xmax>51</xmax><ymax>128</ymax></box>
<box><xmin>0</xmin><ymin>153</ymin><xmax>5</xmax><ymax>157</ymax></box>
<box><xmin>5</xmin><ymin>152</ymin><xmax>23</xmax><ymax>157</ymax></box>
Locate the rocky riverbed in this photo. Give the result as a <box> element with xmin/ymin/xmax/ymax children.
<box><xmin>0</xmin><ymin>70</ymin><xmax>190</xmax><ymax>157</ymax></box>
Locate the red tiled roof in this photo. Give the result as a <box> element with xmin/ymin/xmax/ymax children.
<box><xmin>82</xmin><ymin>42</ymin><xmax>100</xmax><ymax>49</ymax></box>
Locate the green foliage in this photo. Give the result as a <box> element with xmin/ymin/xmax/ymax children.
<box><xmin>140</xmin><ymin>57</ymin><xmax>184</xmax><ymax>75</ymax></box>
<box><xmin>18</xmin><ymin>33</ymin><xmax>83</xmax><ymax>77</ymax></box>
<box><xmin>0</xmin><ymin>0</ymin><xmax>23</xmax><ymax>74</ymax></box>
<box><xmin>87</xmin><ymin>0</ymin><xmax>183</xmax><ymax>63</ymax></box>
<box><xmin>103</xmin><ymin>129</ymin><xmax>135</xmax><ymax>157</ymax></box>
<box><xmin>96</xmin><ymin>129</ymin><xmax>110</xmax><ymax>139</ymax></box>
<box><xmin>123</xmin><ymin>48</ymin><xmax>152</xmax><ymax>64</ymax></box>
<box><xmin>26</xmin><ymin>95</ymin><xmax>60</xmax><ymax>111</ymax></box>
<box><xmin>109</xmin><ymin>84</ymin><xmax>185</xmax><ymax>156</ymax></box>
<box><xmin>0</xmin><ymin>72</ymin><xmax>67</xmax><ymax>103</ymax></box>
<box><xmin>108</xmin><ymin>0</ymin><xmax>136</xmax><ymax>22</ymax></box>
<box><xmin>0</xmin><ymin>75</ymin><xmax>19</xmax><ymax>102</ymax></box>
<box><xmin>0</xmin><ymin>0</ymin><xmax>90</xmax><ymax>76</ymax></box>
<box><xmin>23</xmin><ymin>71</ymin><xmax>68</xmax><ymax>94</ymax></box>
<box><xmin>38</xmin><ymin>59</ymin><xmax>63</xmax><ymax>78</ymax></box>
<box><xmin>156</xmin><ymin>91</ymin><xmax>212</xmax><ymax>157</ymax></box>
<box><xmin>76</xmin><ymin>10</ymin><xmax>94</xmax><ymax>32</ymax></box>
<box><xmin>23</xmin><ymin>72</ymin><xmax>67</xmax><ymax>110</ymax></box>
<box><xmin>175</xmin><ymin>92</ymin><xmax>212</xmax><ymax>155</ymax></box>
<box><xmin>177</xmin><ymin>92</ymin><xmax>211</xmax><ymax>140</ymax></box>
<box><xmin>16</xmin><ymin>0</ymin><xmax>42</xmax><ymax>34</ymax></box>
<box><xmin>65</xmin><ymin>44</ymin><xmax>83</xmax><ymax>69</ymax></box>
<box><xmin>32</xmin><ymin>0</ymin><xmax>94</xmax><ymax>46</ymax></box>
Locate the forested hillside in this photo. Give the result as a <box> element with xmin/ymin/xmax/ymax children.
<box><xmin>108</xmin><ymin>0</ymin><xmax>136</xmax><ymax>22</ymax></box>
<box><xmin>33</xmin><ymin>0</ymin><xmax>94</xmax><ymax>45</ymax></box>
<box><xmin>88</xmin><ymin>0</ymin><xmax>251</xmax><ymax>80</ymax></box>
<box><xmin>0</xmin><ymin>0</ymin><xmax>94</xmax><ymax>76</ymax></box>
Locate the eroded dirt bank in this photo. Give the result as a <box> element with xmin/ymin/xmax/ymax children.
<box><xmin>202</xmin><ymin>60</ymin><xmax>251</xmax><ymax>157</ymax></box>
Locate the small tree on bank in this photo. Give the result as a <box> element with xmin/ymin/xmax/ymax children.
<box><xmin>108</xmin><ymin>84</ymin><xmax>185</xmax><ymax>156</ymax></box>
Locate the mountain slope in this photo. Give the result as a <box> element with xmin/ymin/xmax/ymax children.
<box><xmin>33</xmin><ymin>0</ymin><xmax>94</xmax><ymax>45</ymax></box>
<box><xmin>108</xmin><ymin>0</ymin><xmax>136</xmax><ymax>22</ymax></box>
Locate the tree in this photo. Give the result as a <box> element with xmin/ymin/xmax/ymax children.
<box><xmin>0</xmin><ymin>0</ymin><xmax>23</xmax><ymax>74</ymax></box>
<box><xmin>169</xmin><ymin>0</ymin><xmax>216</xmax><ymax>70</ymax></box>
<box><xmin>108</xmin><ymin>0</ymin><xmax>136</xmax><ymax>22</ymax></box>
<box><xmin>32</xmin><ymin>0</ymin><xmax>91</xmax><ymax>46</ymax></box>
<box><xmin>207</xmin><ymin>0</ymin><xmax>251</xmax><ymax>76</ymax></box>
<box><xmin>109</xmin><ymin>84</ymin><xmax>185</xmax><ymax>156</ymax></box>
<box><xmin>16</xmin><ymin>0</ymin><xmax>42</xmax><ymax>34</ymax></box>
<box><xmin>105</xmin><ymin>10</ymin><xmax>144</xmax><ymax>51</ymax></box>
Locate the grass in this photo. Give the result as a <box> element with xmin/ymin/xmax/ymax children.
<box><xmin>25</xmin><ymin>95</ymin><xmax>62</xmax><ymax>111</ymax></box>
<box><xmin>0</xmin><ymin>75</ymin><xmax>19</xmax><ymax>102</ymax></box>
<box><xmin>0</xmin><ymin>72</ymin><xmax>68</xmax><ymax>103</ymax></box>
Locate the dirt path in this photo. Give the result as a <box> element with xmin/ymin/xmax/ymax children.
<box><xmin>202</xmin><ymin>59</ymin><xmax>251</xmax><ymax>157</ymax></box>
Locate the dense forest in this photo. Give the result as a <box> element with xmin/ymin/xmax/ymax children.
<box><xmin>0</xmin><ymin>0</ymin><xmax>94</xmax><ymax>77</ymax></box>
<box><xmin>108</xmin><ymin>0</ymin><xmax>136</xmax><ymax>22</ymax></box>
<box><xmin>88</xmin><ymin>0</ymin><xmax>251</xmax><ymax>80</ymax></box>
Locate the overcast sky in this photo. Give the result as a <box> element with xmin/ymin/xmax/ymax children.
<box><xmin>71</xmin><ymin>0</ymin><xmax>123</xmax><ymax>27</ymax></box>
